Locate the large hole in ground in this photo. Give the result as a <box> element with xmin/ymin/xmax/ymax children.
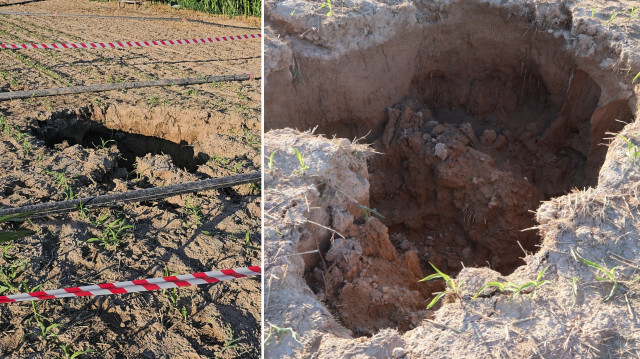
<box><xmin>269</xmin><ymin>4</ymin><xmax>636</xmax><ymax>337</ymax></box>
<box><xmin>32</xmin><ymin>105</ymin><xmax>210</xmax><ymax>172</ymax></box>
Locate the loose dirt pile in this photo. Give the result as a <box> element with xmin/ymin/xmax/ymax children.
<box><xmin>0</xmin><ymin>1</ymin><xmax>261</xmax><ymax>358</ymax></box>
<box><xmin>265</xmin><ymin>0</ymin><xmax>640</xmax><ymax>357</ymax></box>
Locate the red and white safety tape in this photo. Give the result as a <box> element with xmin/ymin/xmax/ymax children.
<box><xmin>0</xmin><ymin>266</ymin><xmax>261</xmax><ymax>303</ymax></box>
<box><xmin>0</xmin><ymin>33</ymin><xmax>261</xmax><ymax>50</ymax></box>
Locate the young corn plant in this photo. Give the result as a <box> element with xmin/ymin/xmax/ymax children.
<box><xmin>625</xmin><ymin>6</ymin><xmax>639</xmax><ymax>20</ymax></box>
<box><xmin>0</xmin><ymin>259</ymin><xmax>28</xmax><ymax>294</ymax></box>
<box><xmin>43</xmin><ymin>169</ymin><xmax>76</xmax><ymax>200</ymax></box>
<box><xmin>357</xmin><ymin>204</ymin><xmax>384</xmax><ymax>224</ymax></box>
<box><xmin>88</xmin><ymin>213</ymin><xmax>133</xmax><ymax>250</ymax></box>
<box><xmin>606</xmin><ymin>11</ymin><xmax>620</xmax><ymax>28</ymax></box>
<box><xmin>472</xmin><ymin>266</ymin><xmax>552</xmax><ymax>302</ymax></box>
<box><xmin>571</xmin><ymin>248</ymin><xmax>619</xmax><ymax>302</ymax></box>
<box><xmin>27</xmin><ymin>300</ymin><xmax>60</xmax><ymax>343</ymax></box>
<box><xmin>215</xmin><ymin>323</ymin><xmax>249</xmax><ymax>356</ymax></box>
<box><xmin>184</xmin><ymin>197</ymin><xmax>202</xmax><ymax>227</ymax></box>
<box><xmin>319</xmin><ymin>0</ymin><xmax>333</xmax><ymax>16</ymax></box>
<box><xmin>419</xmin><ymin>263</ymin><xmax>462</xmax><ymax>309</ymax></box>
<box><xmin>56</xmin><ymin>344</ymin><xmax>93</xmax><ymax>359</ymax></box>
<box><xmin>92</xmin><ymin>138</ymin><xmax>115</xmax><ymax>150</ymax></box>
<box><xmin>290</xmin><ymin>147</ymin><xmax>309</xmax><ymax>174</ymax></box>
<box><xmin>268</xmin><ymin>151</ymin><xmax>276</xmax><ymax>170</ymax></box>
<box><xmin>242</xmin><ymin>129</ymin><xmax>259</xmax><ymax>148</ymax></box>
<box><xmin>264</xmin><ymin>323</ymin><xmax>302</xmax><ymax>346</ymax></box>
<box><xmin>163</xmin><ymin>266</ymin><xmax>188</xmax><ymax>320</ymax></box>
<box><xmin>243</xmin><ymin>230</ymin><xmax>259</xmax><ymax>252</ymax></box>
<box><xmin>618</xmin><ymin>134</ymin><xmax>640</xmax><ymax>164</ymax></box>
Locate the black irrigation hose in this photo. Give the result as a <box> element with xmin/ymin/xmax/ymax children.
<box><xmin>0</xmin><ymin>171</ymin><xmax>260</xmax><ymax>217</ymax></box>
<box><xmin>0</xmin><ymin>11</ymin><xmax>259</xmax><ymax>30</ymax></box>
<box><xmin>0</xmin><ymin>73</ymin><xmax>260</xmax><ymax>101</ymax></box>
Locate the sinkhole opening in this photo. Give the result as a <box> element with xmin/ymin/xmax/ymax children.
<box><xmin>32</xmin><ymin>105</ymin><xmax>209</xmax><ymax>173</ymax></box>
<box><xmin>269</xmin><ymin>5</ymin><xmax>637</xmax><ymax>337</ymax></box>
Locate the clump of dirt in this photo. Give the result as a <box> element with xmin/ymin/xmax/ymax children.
<box><xmin>306</xmin><ymin>217</ymin><xmax>433</xmax><ymax>336</ymax></box>
<box><xmin>264</xmin><ymin>0</ymin><xmax>640</xmax><ymax>357</ymax></box>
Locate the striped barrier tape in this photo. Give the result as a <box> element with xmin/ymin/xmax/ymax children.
<box><xmin>0</xmin><ymin>33</ymin><xmax>261</xmax><ymax>50</ymax></box>
<box><xmin>0</xmin><ymin>266</ymin><xmax>261</xmax><ymax>303</ymax></box>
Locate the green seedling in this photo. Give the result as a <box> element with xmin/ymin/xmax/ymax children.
<box><xmin>43</xmin><ymin>169</ymin><xmax>76</xmax><ymax>200</ymax></box>
<box><xmin>419</xmin><ymin>263</ymin><xmax>462</xmax><ymax>309</ymax></box>
<box><xmin>209</xmin><ymin>153</ymin><xmax>230</xmax><ymax>166</ymax></box>
<box><xmin>1</xmin><ymin>243</ymin><xmax>14</xmax><ymax>260</ymax></box>
<box><xmin>264</xmin><ymin>323</ymin><xmax>302</xmax><ymax>346</ymax></box>
<box><xmin>617</xmin><ymin>134</ymin><xmax>640</xmax><ymax>165</ymax></box>
<box><xmin>625</xmin><ymin>6</ymin><xmax>639</xmax><ymax>20</ymax></box>
<box><xmin>472</xmin><ymin>266</ymin><xmax>552</xmax><ymax>301</ymax></box>
<box><xmin>184</xmin><ymin>197</ymin><xmax>202</xmax><ymax>227</ymax></box>
<box><xmin>34</xmin><ymin>321</ymin><xmax>60</xmax><ymax>342</ymax></box>
<box><xmin>268</xmin><ymin>151</ymin><xmax>276</xmax><ymax>170</ymax></box>
<box><xmin>215</xmin><ymin>323</ymin><xmax>249</xmax><ymax>356</ymax></box>
<box><xmin>88</xmin><ymin>214</ymin><xmax>133</xmax><ymax>249</ymax></box>
<box><xmin>357</xmin><ymin>204</ymin><xmax>384</xmax><ymax>224</ymax></box>
<box><xmin>75</xmin><ymin>201</ymin><xmax>89</xmax><ymax>220</ymax></box>
<box><xmin>290</xmin><ymin>147</ymin><xmax>308</xmax><ymax>174</ymax></box>
<box><xmin>509</xmin><ymin>266</ymin><xmax>552</xmax><ymax>299</ymax></box>
<box><xmin>163</xmin><ymin>266</ymin><xmax>188</xmax><ymax>320</ymax></box>
<box><xmin>11</xmin><ymin>52</ymin><xmax>71</xmax><ymax>86</ymax></box>
<box><xmin>590</xmin><ymin>7</ymin><xmax>596</xmax><ymax>18</ymax></box>
<box><xmin>633</xmin><ymin>71</ymin><xmax>640</xmax><ymax>83</ymax></box>
<box><xmin>319</xmin><ymin>0</ymin><xmax>333</xmax><ymax>16</ymax></box>
<box><xmin>28</xmin><ymin>300</ymin><xmax>59</xmax><ymax>343</ymax></box>
<box><xmin>243</xmin><ymin>230</ymin><xmax>259</xmax><ymax>251</ymax></box>
<box><xmin>92</xmin><ymin>138</ymin><xmax>115</xmax><ymax>150</ymax></box>
<box><xmin>106</xmin><ymin>75</ymin><xmax>122</xmax><ymax>84</ymax></box>
<box><xmin>571</xmin><ymin>248</ymin><xmax>619</xmax><ymax>302</ymax></box>
<box><xmin>201</xmin><ymin>228</ymin><xmax>220</xmax><ymax>237</ymax></box>
<box><xmin>242</xmin><ymin>129</ymin><xmax>259</xmax><ymax>147</ymax></box>
<box><xmin>56</xmin><ymin>344</ymin><xmax>93</xmax><ymax>359</ymax></box>
<box><xmin>235</xmin><ymin>89</ymin><xmax>249</xmax><ymax>101</ymax></box>
<box><xmin>0</xmin><ymin>259</ymin><xmax>27</xmax><ymax>294</ymax></box>
<box><xmin>606</xmin><ymin>12</ymin><xmax>620</xmax><ymax>28</ymax></box>
<box><xmin>22</xmin><ymin>138</ymin><xmax>30</xmax><ymax>155</ymax></box>
<box><xmin>248</xmin><ymin>182</ymin><xmax>260</xmax><ymax>195</ymax></box>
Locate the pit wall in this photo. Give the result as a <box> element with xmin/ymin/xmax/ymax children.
<box><xmin>265</xmin><ymin>0</ymin><xmax>639</xmax><ymax>142</ymax></box>
<box><xmin>264</xmin><ymin>0</ymin><xmax>640</xmax><ymax>357</ymax></box>
<box><xmin>35</xmin><ymin>103</ymin><xmax>260</xmax><ymax>171</ymax></box>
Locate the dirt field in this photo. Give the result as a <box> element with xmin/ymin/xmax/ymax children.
<box><xmin>0</xmin><ymin>1</ymin><xmax>261</xmax><ymax>358</ymax></box>
<box><xmin>264</xmin><ymin>0</ymin><xmax>640</xmax><ymax>357</ymax></box>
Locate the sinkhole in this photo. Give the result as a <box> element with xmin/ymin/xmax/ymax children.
<box><xmin>32</xmin><ymin>105</ymin><xmax>210</xmax><ymax>172</ymax></box>
<box><xmin>266</xmin><ymin>3</ymin><xmax>636</xmax><ymax>336</ymax></box>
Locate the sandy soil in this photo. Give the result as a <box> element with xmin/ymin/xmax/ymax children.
<box><xmin>0</xmin><ymin>1</ymin><xmax>261</xmax><ymax>358</ymax></box>
<box><xmin>264</xmin><ymin>0</ymin><xmax>640</xmax><ymax>357</ymax></box>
